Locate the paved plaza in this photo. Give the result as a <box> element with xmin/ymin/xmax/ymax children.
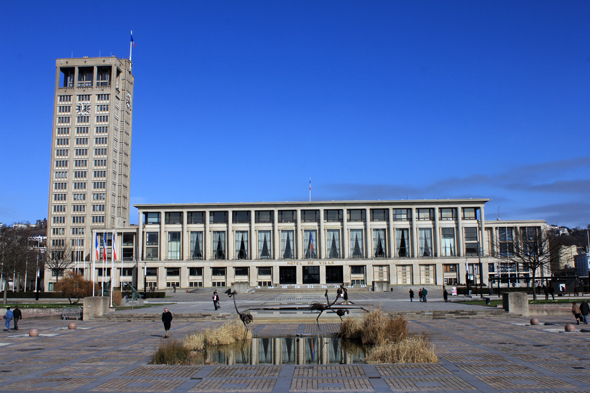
<box><xmin>2</xmin><ymin>289</ymin><xmax>590</xmax><ymax>392</ymax></box>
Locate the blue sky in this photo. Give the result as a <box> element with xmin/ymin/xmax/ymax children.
<box><xmin>1</xmin><ymin>1</ymin><xmax>589</xmax><ymax>227</ymax></box>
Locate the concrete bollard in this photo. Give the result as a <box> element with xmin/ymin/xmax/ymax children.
<box><xmin>68</xmin><ymin>322</ymin><xmax>77</xmax><ymax>329</ymax></box>
<box><xmin>29</xmin><ymin>329</ymin><xmax>39</xmax><ymax>337</ymax></box>
<box><xmin>565</xmin><ymin>324</ymin><xmax>576</xmax><ymax>332</ymax></box>
<box><xmin>530</xmin><ymin>318</ymin><xmax>540</xmax><ymax>325</ymax></box>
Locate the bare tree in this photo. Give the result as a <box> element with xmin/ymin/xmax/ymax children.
<box><xmin>45</xmin><ymin>244</ymin><xmax>74</xmax><ymax>286</ymax></box>
<box><xmin>494</xmin><ymin>226</ymin><xmax>556</xmax><ymax>300</ymax></box>
<box><xmin>0</xmin><ymin>226</ymin><xmax>36</xmax><ymax>304</ymax></box>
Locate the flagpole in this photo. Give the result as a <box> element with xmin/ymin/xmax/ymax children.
<box><xmin>309</xmin><ymin>177</ymin><xmax>311</xmax><ymax>202</ymax></box>
<box><xmin>129</xmin><ymin>30</ymin><xmax>133</xmax><ymax>61</ymax></box>
<box><xmin>101</xmin><ymin>234</ymin><xmax>105</xmax><ymax>297</ymax></box>
<box><xmin>110</xmin><ymin>233</ymin><xmax>114</xmax><ymax>308</ymax></box>
<box><xmin>92</xmin><ymin>232</ymin><xmax>95</xmax><ymax>296</ymax></box>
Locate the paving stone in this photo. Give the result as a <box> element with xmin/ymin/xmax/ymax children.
<box><xmin>91</xmin><ymin>377</ymin><xmax>186</xmax><ymax>391</ymax></box>
<box><xmin>0</xmin><ymin>377</ymin><xmax>97</xmax><ymax>391</ymax></box>
<box><xmin>290</xmin><ymin>378</ymin><xmax>373</xmax><ymax>392</ymax></box>
<box><xmin>375</xmin><ymin>364</ymin><xmax>451</xmax><ymax>376</ymax></box>
<box><xmin>477</xmin><ymin>375</ymin><xmax>579</xmax><ymax>390</ymax></box>
<box><xmin>294</xmin><ymin>365</ymin><xmax>365</xmax><ymax>377</ymax></box>
<box><xmin>123</xmin><ymin>365</ymin><xmax>203</xmax><ymax>378</ymax></box>
<box><xmin>208</xmin><ymin>365</ymin><xmax>280</xmax><ymax>378</ymax></box>
<box><xmin>382</xmin><ymin>376</ymin><xmax>476</xmax><ymax>391</ymax></box>
<box><xmin>190</xmin><ymin>378</ymin><xmax>276</xmax><ymax>392</ymax></box>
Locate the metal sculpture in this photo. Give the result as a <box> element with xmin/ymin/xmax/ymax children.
<box><xmin>309</xmin><ymin>290</ymin><xmax>349</xmax><ymax>324</ymax></box>
<box><xmin>123</xmin><ymin>283</ymin><xmax>144</xmax><ymax>301</ymax></box>
<box><xmin>225</xmin><ymin>289</ymin><xmax>253</xmax><ymax>327</ymax></box>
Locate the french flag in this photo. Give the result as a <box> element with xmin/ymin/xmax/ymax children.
<box><xmin>112</xmin><ymin>232</ymin><xmax>117</xmax><ymax>261</ymax></box>
<box><xmin>130</xmin><ymin>31</ymin><xmax>135</xmax><ymax>47</ymax></box>
<box><xmin>103</xmin><ymin>233</ymin><xmax>107</xmax><ymax>262</ymax></box>
<box><xmin>95</xmin><ymin>233</ymin><xmax>99</xmax><ymax>261</ymax></box>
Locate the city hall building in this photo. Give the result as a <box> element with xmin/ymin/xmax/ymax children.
<box><xmin>78</xmin><ymin>199</ymin><xmax>546</xmax><ymax>291</ymax></box>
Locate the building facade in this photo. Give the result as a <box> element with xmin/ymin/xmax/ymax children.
<box><xmin>46</xmin><ymin>56</ymin><xmax>134</xmax><ymax>290</ymax></box>
<box><xmin>107</xmin><ymin>200</ymin><xmax>544</xmax><ymax>290</ymax></box>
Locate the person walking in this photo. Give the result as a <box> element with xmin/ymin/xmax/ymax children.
<box><xmin>342</xmin><ymin>286</ymin><xmax>349</xmax><ymax>305</ymax></box>
<box><xmin>418</xmin><ymin>288</ymin><xmax>423</xmax><ymax>302</ymax></box>
<box><xmin>581</xmin><ymin>300</ymin><xmax>590</xmax><ymax>324</ymax></box>
<box><xmin>409</xmin><ymin>289</ymin><xmax>414</xmax><ymax>302</ymax></box>
<box><xmin>422</xmin><ymin>287</ymin><xmax>428</xmax><ymax>303</ymax></box>
<box><xmin>543</xmin><ymin>285</ymin><xmax>549</xmax><ymax>301</ymax></box>
<box><xmin>443</xmin><ymin>288</ymin><xmax>448</xmax><ymax>302</ymax></box>
<box><xmin>12</xmin><ymin>306</ymin><xmax>21</xmax><ymax>331</ymax></box>
<box><xmin>212</xmin><ymin>290</ymin><xmax>220</xmax><ymax>310</ymax></box>
<box><xmin>161</xmin><ymin>308</ymin><xmax>173</xmax><ymax>338</ymax></box>
<box><xmin>4</xmin><ymin>308</ymin><xmax>13</xmax><ymax>332</ymax></box>
<box><xmin>548</xmin><ymin>285</ymin><xmax>555</xmax><ymax>300</ymax></box>
<box><xmin>572</xmin><ymin>302</ymin><xmax>583</xmax><ymax>325</ymax></box>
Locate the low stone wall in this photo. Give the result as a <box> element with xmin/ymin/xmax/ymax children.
<box><xmin>529</xmin><ymin>304</ymin><xmax>573</xmax><ymax>316</ymax></box>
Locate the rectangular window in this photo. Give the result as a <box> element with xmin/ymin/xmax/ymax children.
<box><xmin>417</xmin><ymin>209</ymin><xmax>433</xmax><ymax>220</ymax></box>
<box><xmin>212</xmin><ymin>267</ymin><xmax>226</xmax><ymax>276</ymax></box>
<box><xmin>189</xmin><ymin>267</ymin><xmax>203</xmax><ymax>276</ymax></box>
<box><xmin>145</xmin><ymin>212</ymin><xmax>160</xmax><ymax>224</ymax></box>
<box><xmin>146</xmin><ymin>232</ymin><xmax>159</xmax><ymax>246</ymax></box>
<box><xmin>373</xmin><ymin>229</ymin><xmax>386</xmax><ymax>258</ymax></box>
<box><xmin>349</xmin><ymin>229</ymin><xmax>364</xmax><ymax>258</ymax></box>
<box><xmin>443</xmin><ymin>264</ymin><xmax>458</xmax><ymax>273</ymax></box>
<box><xmin>326</xmin><ymin>229</ymin><xmax>340</xmax><ymax>258</ymax></box>
<box><xmin>232</xmin><ymin>211</ymin><xmax>250</xmax><ymax>223</ymax></box>
<box><xmin>499</xmin><ymin>227</ymin><xmax>514</xmax><ymax>257</ymax></box>
<box><xmin>167</xmin><ymin>232</ymin><xmax>181</xmax><ymax>260</ymax></box>
<box><xmin>463</xmin><ymin>207</ymin><xmax>477</xmax><ymax>220</ymax></box>
<box><xmin>235</xmin><ymin>267</ymin><xmax>248</xmax><ymax>276</ymax></box>
<box><xmin>371</xmin><ymin>209</ymin><xmax>388</xmax><ymax>222</ymax></box>
<box><xmin>190</xmin><ymin>231</ymin><xmax>203</xmax><ymax>260</ymax></box>
<box><xmin>255</xmin><ymin>211</ymin><xmax>273</xmax><ymax>223</ymax></box>
<box><xmin>166</xmin><ymin>268</ymin><xmax>180</xmax><ymax>276</ymax></box>
<box><xmin>278</xmin><ymin>210</ymin><xmax>296</xmax><ymax>223</ymax></box>
<box><xmin>213</xmin><ymin>231</ymin><xmax>226</xmax><ymax>259</ymax></box>
<box><xmin>235</xmin><ymin>231</ymin><xmax>248</xmax><ymax>259</ymax></box>
<box><xmin>464</xmin><ymin>227</ymin><xmax>479</xmax><ymax>256</ymax></box>
<box><xmin>419</xmin><ymin>228</ymin><xmax>433</xmax><ymax>257</ymax></box>
<box><xmin>281</xmin><ymin>230</ymin><xmax>295</xmax><ymax>259</ymax></box>
<box><xmin>351</xmin><ymin>265</ymin><xmax>365</xmax><ymax>275</ymax></box>
<box><xmin>302</xmin><ymin>210</ymin><xmax>319</xmax><ymax>222</ymax></box>
<box><xmin>258</xmin><ymin>267</ymin><xmax>272</xmax><ymax>276</ymax></box>
<box><xmin>441</xmin><ymin>228</ymin><xmax>455</xmax><ymax>256</ymax></box>
<box><xmin>258</xmin><ymin>231</ymin><xmax>271</xmax><ymax>259</ymax></box>
<box><xmin>392</xmin><ymin>209</ymin><xmax>411</xmax><ymax>221</ymax></box>
<box><xmin>165</xmin><ymin>212</ymin><xmax>182</xmax><ymax>224</ymax></box>
<box><xmin>187</xmin><ymin>211</ymin><xmax>205</xmax><ymax>224</ymax></box>
<box><xmin>145</xmin><ymin>268</ymin><xmax>158</xmax><ymax>276</ymax></box>
<box><xmin>440</xmin><ymin>208</ymin><xmax>456</xmax><ymax>220</ymax></box>
<box><xmin>324</xmin><ymin>210</ymin><xmax>342</xmax><ymax>222</ymax></box>
<box><xmin>347</xmin><ymin>209</ymin><xmax>366</xmax><ymax>222</ymax></box>
<box><xmin>72</xmin><ymin>193</ymin><xmax>85</xmax><ymax>201</ymax></box>
<box><xmin>210</xmin><ymin>211</ymin><xmax>227</xmax><ymax>224</ymax></box>
<box><xmin>304</xmin><ymin>230</ymin><xmax>318</xmax><ymax>258</ymax></box>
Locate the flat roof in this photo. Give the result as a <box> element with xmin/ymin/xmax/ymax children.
<box><xmin>134</xmin><ymin>198</ymin><xmax>490</xmax><ymax>210</ymax></box>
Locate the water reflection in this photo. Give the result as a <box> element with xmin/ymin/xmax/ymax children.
<box><xmin>195</xmin><ymin>336</ymin><xmax>365</xmax><ymax>365</ymax></box>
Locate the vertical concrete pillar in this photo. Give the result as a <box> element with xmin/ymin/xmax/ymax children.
<box><xmin>160</xmin><ymin>211</ymin><xmax>165</xmax><ymax>261</ymax></box>
<box><xmin>273</xmin><ymin>209</ymin><xmax>279</xmax><ymax>260</ymax></box>
<box><xmin>457</xmin><ymin>207</ymin><xmax>463</xmax><ymax>258</ymax></box>
<box><xmin>296</xmin><ymin>209</ymin><xmax>302</xmax><ymax>260</ymax></box>
<box><xmin>203</xmin><ymin>263</ymin><xmax>212</xmax><ymax>289</ymax></box>
<box><xmin>388</xmin><ymin>207</ymin><xmax>394</xmax><ymax>258</ymax></box>
<box><xmin>411</xmin><ymin>208</ymin><xmax>417</xmax><ymax>258</ymax></box>
<box><xmin>228</xmin><ymin>210</ymin><xmax>233</xmax><ymax>260</ymax></box>
<box><xmin>251</xmin><ymin>209</ymin><xmax>256</xmax><ymax>260</ymax></box>
<box><xmin>365</xmin><ymin>208</ymin><xmax>371</xmax><ymax>258</ymax></box>
<box><xmin>342</xmin><ymin>208</ymin><xmax>348</xmax><ymax>259</ymax></box>
<box><xmin>182</xmin><ymin>210</ymin><xmax>188</xmax><ymax>261</ymax></box>
<box><xmin>319</xmin><ymin>208</ymin><xmax>325</xmax><ymax>259</ymax></box>
<box><xmin>158</xmin><ymin>266</ymin><xmax>165</xmax><ymax>290</ymax></box>
<box><xmin>434</xmin><ymin>207</ymin><xmax>440</xmax><ymax>258</ymax></box>
<box><xmin>204</xmin><ymin>211</ymin><xmax>210</xmax><ymax>260</ymax></box>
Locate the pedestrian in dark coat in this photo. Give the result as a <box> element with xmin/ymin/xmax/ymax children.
<box><xmin>409</xmin><ymin>289</ymin><xmax>414</xmax><ymax>302</ymax></box>
<box><xmin>443</xmin><ymin>288</ymin><xmax>448</xmax><ymax>302</ymax></box>
<box><xmin>548</xmin><ymin>285</ymin><xmax>555</xmax><ymax>300</ymax></box>
<box><xmin>543</xmin><ymin>285</ymin><xmax>549</xmax><ymax>301</ymax></box>
<box><xmin>418</xmin><ymin>289</ymin><xmax>423</xmax><ymax>302</ymax></box>
<box><xmin>422</xmin><ymin>288</ymin><xmax>428</xmax><ymax>303</ymax></box>
<box><xmin>162</xmin><ymin>308</ymin><xmax>173</xmax><ymax>338</ymax></box>
<box><xmin>12</xmin><ymin>306</ymin><xmax>22</xmax><ymax>331</ymax></box>
<box><xmin>343</xmin><ymin>287</ymin><xmax>349</xmax><ymax>305</ymax></box>
<box><xmin>212</xmin><ymin>290</ymin><xmax>220</xmax><ymax>310</ymax></box>
<box><xmin>581</xmin><ymin>300</ymin><xmax>590</xmax><ymax>324</ymax></box>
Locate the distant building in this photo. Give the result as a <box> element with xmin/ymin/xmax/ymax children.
<box><xmin>574</xmin><ymin>253</ymin><xmax>589</xmax><ymax>277</ymax></box>
<box><xmin>558</xmin><ymin>245</ymin><xmax>578</xmax><ymax>269</ymax></box>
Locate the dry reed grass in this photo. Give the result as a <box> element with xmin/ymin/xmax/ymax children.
<box><xmin>364</xmin><ymin>335</ymin><xmax>438</xmax><ymax>364</ymax></box>
<box><xmin>151</xmin><ymin>339</ymin><xmax>193</xmax><ymax>365</ymax></box>
<box><xmin>339</xmin><ymin>309</ymin><xmax>437</xmax><ymax>364</ymax></box>
<box><xmin>183</xmin><ymin>318</ymin><xmax>252</xmax><ymax>350</ymax></box>
<box><xmin>339</xmin><ymin>308</ymin><xmax>408</xmax><ymax>346</ymax></box>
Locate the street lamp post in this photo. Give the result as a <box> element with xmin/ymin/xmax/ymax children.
<box><xmin>143</xmin><ymin>260</ymin><xmax>147</xmax><ymax>299</ymax></box>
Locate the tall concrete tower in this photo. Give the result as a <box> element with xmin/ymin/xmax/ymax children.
<box><xmin>46</xmin><ymin>56</ymin><xmax>134</xmax><ymax>290</ymax></box>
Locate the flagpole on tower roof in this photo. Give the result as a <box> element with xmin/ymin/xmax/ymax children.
<box><xmin>309</xmin><ymin>178</ymin><xmax>311</xmax><ymax>202</ymax></box>
<box><xmin>129</xmin><ymin>30</ymin><xmax>133</xmax><ymax>62</ymax></box>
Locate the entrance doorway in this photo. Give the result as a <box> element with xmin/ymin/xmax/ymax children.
<box><xmin>279</xmin><ymin>266</ymin><xmax>297</xmax><ymax>284</ymax></box>
<box><xmin>303</xmin><ymin>266</ymin><xmax>320</xmax><ymax>284</ymax></box>
<box><xmin>326</xmin><ymin>266</ymin><xmax>343</xmax><ymax>284</ymax></box>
